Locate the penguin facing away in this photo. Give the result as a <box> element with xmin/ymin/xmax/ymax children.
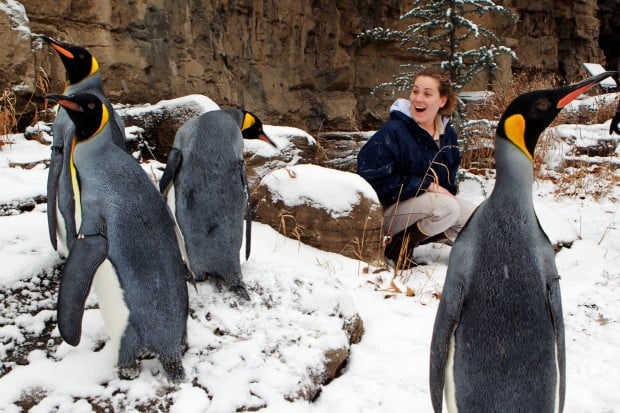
<box><xmin>40</xmin><ymin>35</ymin><xmax>128</xmax><ymax>255</ymax></box>
<box><xmin>159</xmin><ymin>109</ymin><xmax>277</xmax><ymax>300</ymax></box>
<box><xmin>46</xmin><ymin>92</ymin><xmax>189</xmax><ymax>382</ymax></box>
<box><xmin>429</xmin><ymin>71</ymin><xmax>617</xmax><ymax>413</ymax></box>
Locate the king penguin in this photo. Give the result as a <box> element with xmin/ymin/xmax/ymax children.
<box><xmin>46</xmin><ymin>92</ymin><xmax>189</xmax><ymax>382</ymax></box>
<box><xmin>159</xmin><ymin>108</ymin><xmax>277</xmax><ymax>300</ymax></box>
<box><xmin>429</xmin><ymin>70</ymin><xmax>618</xmax><ymax>413</ymax></box>
<box><xmin>40</xmin><ymin>35</ymin><xmax>128</xmax><ymax>256</ymax></box>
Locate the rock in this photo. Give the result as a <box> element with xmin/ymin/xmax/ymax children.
<box><xmin>116</xmin><ymin>94</ymin><xmax>219</xmax><ymax>161</ymax></box>
<box><xmin>1</xmin><ymin>1</ymin><xmax>612</xmax><ymax>136</ymax></box>
<box><xmin>316</xmin><ymin>131</ymin><xmax>374</xmax><ymax>173</ymax></box>
<box><xmin>245</xmin><ymin>125</ymin><xmax>318</xmax><ymax>191</ymax></box>
<box><xmin>253</xmin><ymin>164</ymin><xmax>384</xmax><ymax>262</ymax></box>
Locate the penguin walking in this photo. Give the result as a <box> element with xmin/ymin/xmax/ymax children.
<box><xmin>159</xmin><ymin>109</ymin><xmax>277</xmax><ymax>300</ymax></box>
<box><xmin>46</xmin><ymin>92</ymin><xmax>188</xmax><ymax>382</ymax></box>
<box><xmin>40</xmin><ymin>35</ymin><xmax>128</xmax><ymax>255</ymax></box>
<box><xmin>429</xmin><ymin>70</ymin><xmax>617</xmax><ymax>412</ymax></box>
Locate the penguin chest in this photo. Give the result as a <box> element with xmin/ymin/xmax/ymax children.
<box><xmin>92</xmin><ymin>258</ymin><xmax>130</xmax><ymax>362</ymax></box>
<box><xmin>164</xmin><ymin>183</ymin><xmax>190</xmax><ymax>266</ymax></box>
<box><xmin>55</xmin><ymin>194</ymin><xmax>69</xmax><ymax>257</ymax></box>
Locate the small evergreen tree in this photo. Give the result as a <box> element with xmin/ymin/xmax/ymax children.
<box><xmin>360</xmin><ymin>0</ymin><xmax>517</xmax><ymax>96</ymax></box>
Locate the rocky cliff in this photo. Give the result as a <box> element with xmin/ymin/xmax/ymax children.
<box><xmin>0</xmin><ymin>0</ymin><xmax>613</xmax><ymax>134</ymax></box>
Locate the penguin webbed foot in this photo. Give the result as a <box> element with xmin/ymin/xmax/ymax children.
<box><xmin>118</xmin><ymin>361</ymin><xmax>141</xmax><ymax>380</ymax></box>
<box><xmin>230</xmin><ymin>284</ymin><xmax>250</xmax><ymax>301</ymax></box>
<box><xmin>160</xmin><ymin>358</ymin><xmax>186</xmax><ymax>383</ymax></box>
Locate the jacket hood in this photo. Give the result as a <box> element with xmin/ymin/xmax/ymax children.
<box><xmin>390</xmin><ymin>98</ymin><xmax>413</xmax><ymax>119</ymax></box>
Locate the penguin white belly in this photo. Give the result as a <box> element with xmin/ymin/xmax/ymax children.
<box><xmin>92</xmin><ymin>258</ymin><xmax>130</xmax><ymax>364</ymax></box>
<box><xmin>165</xmin><ymin>184</ymin><xmax>190</xmax><ymax>265</ymax></box>
<box><xmin>55</xmin><ymin>198</ymin><xmax>69</xmax><ymax>257</ymax></box>
<box><xmin>444</xmin><ymin>334</ymin><xmax>458</xmax><ymax>413</ymax></box>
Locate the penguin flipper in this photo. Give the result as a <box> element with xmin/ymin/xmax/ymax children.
<box><xmin>429</xmin><ymin>275</ymin><xmax>464</xmax><ymax>412</ymax></box>
<box><xmin>159</xmin><ymin>148</ymin><xmax>182</xmax><ymax>193</ymax></box>
<box><xmin>547</xmin><ymin>276</ymin><xmax>565</xmax><ymax>412</ymax></box>
<box><xmin>240</xmin><ymin>160</ymin><xmax>252</xmax><ymax>260</ymax></box>
<box><xmin>46</xmin><ymin>147</ymin><xmax>63</xmax><ymax>250</ymax></box>
<box><xmin>429</xmin><ymin>237</ymin><xmax>470</xmax><ymax>413</ymax></box>
<box><xmin>57</xmin><ymin>233</ymin><xmax>108</xmax><ymax>346</ymax></box>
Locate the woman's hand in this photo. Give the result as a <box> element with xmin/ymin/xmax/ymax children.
<box><xmin>427</xmin><ymin>182</ymin><xmax>456</xmax><ymax>198</ymax></box>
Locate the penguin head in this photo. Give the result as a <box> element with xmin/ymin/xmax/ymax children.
<box><xmin>240</xmin><ymin>110</ymin><xmax>278</xmax><ymax>147</ymax></box>
<box><xmin>40</xmin><ymin>35</ymin><xmax>99</xmax><ymax>86</ymax></box>
<box><xmin>46</xmin><ymin>93</ymin><xmax>109</xmax><ymax>142</ymax></box>
<box><xmin>497</xmin><ymin>70</ymin><xmax>618</xmax><ymax>161</ymax></box>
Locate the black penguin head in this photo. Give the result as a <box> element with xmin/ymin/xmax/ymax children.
<box><xmin>46</xmin><ymin>93</ymin><xmax>108</xmax><ymax>142</ymax></box>
<box><xmin>240</xmin><ymin>110</ymin><xmax>278</xmax><ymax>148</ymax></box>
<box><xmin>497</xmin><ymin>70</ymin><xmax>618</xmax><ymax>161</ymax></box>
<box><xmin>40</xmin><ymin>35</ymin><xmax>99</xmax><ymax>86</ymax></box>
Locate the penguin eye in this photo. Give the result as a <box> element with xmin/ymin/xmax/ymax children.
<box><xmin>535</xmin><ymin>99</ymin><xmax>551</xmax><ymax>111</ymax></box>
<box><xmin>87</xmin><ymin>102</ymin><xmax>95</xmax><ymax>110</ymax></box>
<box><xmin>78</xmin><ymin>53</ymin><xmax>85</xmax><ymax>60</ymax></box>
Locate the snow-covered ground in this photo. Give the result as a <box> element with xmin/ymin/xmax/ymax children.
<box><xmin>1</xmin><ymin>98</ymin><xmax>619</xmax><ymax>412</ymax></box>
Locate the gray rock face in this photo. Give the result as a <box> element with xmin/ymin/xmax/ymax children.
<box><xmin>0</xmin><ymin>1</ymin><xmax>612</xmax><ymax>135</ymax></box>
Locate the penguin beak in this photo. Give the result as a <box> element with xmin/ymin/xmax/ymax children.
<box><xmin>39</xmin><ymin>35</ymin><xmax>74</xmax><ymax>59</ymax></box>
<box><xmin>45</xmin><ymin>94</ymin><xmax>84</xmax><ymax>112</ymax></box>
<box><xmin>557</xmin><ymin>70</ymin><xmax>618</xmax><ymax>108</ymax></box>
<box><xmin>258</xmin><ymin>133</ymin><xmax>278</xmax><ymax>148</ymax></box>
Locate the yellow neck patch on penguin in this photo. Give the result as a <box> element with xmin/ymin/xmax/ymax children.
<box><xmin>89</xmin><ymin>56</ymin><xmax>99</xmax><ymax>77</ymax></box>
<box><xmin>504</xmin><ymin>113</ymin><xmax>533</xmax><ymax>161</ymax></box>
<box><xmin>241</xmin><ymin>113</ymin><xmax>255</xmax><ymax>131</ymax></box>
<box><xmin>93</xmin><ymin>104</ymin><xmax>109</xmax><ymax>138</ymax></box>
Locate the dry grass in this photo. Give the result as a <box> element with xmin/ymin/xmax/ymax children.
<box><xmin>0</xmin><ymin>89</ymin><xmax>17</xmax><ymax>148</ymax></box>
<box><xmin>0</xmin><ymin>67</ymin><xmax>51</xmax><ymax>149</ymax></box>
<box><xmin>461</xmin><ymin>69</ymin><xmax>618</xmax><ymax>199</ymax></box>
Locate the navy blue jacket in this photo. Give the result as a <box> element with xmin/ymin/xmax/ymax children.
<box><xmin>357</xmin><ymin>108</ymin><xmax>460</xmax><ymax>207</ymax></box>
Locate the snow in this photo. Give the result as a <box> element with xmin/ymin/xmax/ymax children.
<box><xmin>260</xmin><ymin>164</ymin><xmax>379</xmax><ymax>219</ymax></box>
<box><xmin>0</xmin><ymin>0</ymin><xmax>31</xmax><ymax>40</ymax></box>
<box><xmin>1</xmin><ymin>97</ymin><xmax>619</xmax><ymax>412</ymax></box>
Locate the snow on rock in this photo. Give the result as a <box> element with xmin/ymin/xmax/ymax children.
<box><xmin>253</xmin><ymin>164</ymin><xmax>384</xmax><ymax>262</ymax></box>
<box><xmin>244</xmin><ymin>126</ymin><xmax>317</xmax><ymax>190</ymax></box>
<box><xmin>258</xmin><ymin>164</ymin><xmax>378</xmax><ymax>217</ymax></box>
<box><xmin>0</xmin><ymin>0</ymin><xmax>31</xmax><ymax>40</ymax></box>
<box><xmin>116</xmin><ymin>95</ymin><xmax>220</xmax><ymax>161</ymax></box>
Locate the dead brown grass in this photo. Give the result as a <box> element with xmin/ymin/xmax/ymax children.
<box><xmin>462</xmin><ymin>69</ymin><xmax>618</xmax><ymax>199</ymax></box>
<box><xmin>0</xmin><ymin>89</ymin><xmax>17</xmax><ymax>147</ymax></box>
<box><xmin>0</xmin><ymin>67</ymin><xmax>51</xmax><ymax>149</ymax></box>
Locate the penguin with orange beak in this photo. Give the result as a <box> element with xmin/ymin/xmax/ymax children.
<box><xmin>40</xmin><ymin>35</ymin><xmax>127</xmax><ymax>254</ymax></box>
<box><xmin>429</xmin><ymin>71</ymin><xmax>618</xmax><ymax>413</ymax></box>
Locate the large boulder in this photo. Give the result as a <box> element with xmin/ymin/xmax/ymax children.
<box><xmin>253</xmin><ymin>164</ymin><xmax>384</xmax><ymax>262</ymax></box>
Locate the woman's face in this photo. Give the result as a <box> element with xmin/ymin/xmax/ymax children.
<box><xmin>409</xmin><ymin>75</ymin><xmax>447</xmax><ymax>126</ymax></box>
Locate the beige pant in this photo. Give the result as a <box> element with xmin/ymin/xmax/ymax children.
<box><xmin>383</xmin><ymin>193</ymin><xmax>476</xmax><ymax>242</ymax></box>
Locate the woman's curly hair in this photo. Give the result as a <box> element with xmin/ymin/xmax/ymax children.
<box><xmin>414</xmin><ymin>67</ymin><xmax>457</xmax><ymax>116</ymax></box>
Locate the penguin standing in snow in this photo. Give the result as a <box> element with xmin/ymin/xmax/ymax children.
<box><xmin>40</xmin><ymin>35</ymin><xmax>127</xmax><ymax>255</ymax></box>
<box><xmin>429</xmin><ymin>71</ymin><xmax>618</xmax><ymax>412</ymax></box>
<box><xmin>46</xmin><ymin>92</ymin><xmax>188</xmax><ymax>382</ymax></box>
<box><xmin>159</xmin><ymin>108</ymin><xmax>277</xmax><ymax>300</ymax></box>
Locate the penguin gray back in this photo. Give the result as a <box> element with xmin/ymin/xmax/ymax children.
<box><xmin>162</xmin><ymin>110</ymin><xmax>248</xmax><ymax>299</ymax></box>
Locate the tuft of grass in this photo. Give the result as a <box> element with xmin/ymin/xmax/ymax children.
<box><xmin>0</xmin><ymin>89</ymin><xmax>17</xmax><ymax>148</ymax></box>
<box><xmin>0</xmin><ymin>67</ymin><xmax>52</xmax><ymax>149</ymax></box>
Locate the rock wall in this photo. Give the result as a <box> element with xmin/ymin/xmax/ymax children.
<box><xmin>510</xmin><ymin>0</ymin><xmax>607</xmax><ymax>80</ymax></box>
<box><xmin>0</xmin><ymin>0</ymin><xmax>611</xmax><ymax>134</ymax></box>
